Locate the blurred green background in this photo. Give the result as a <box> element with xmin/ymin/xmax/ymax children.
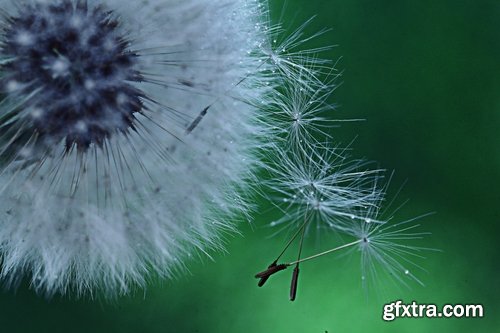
<box><xmin>0</xmin><ymin>0</ymin><xmax>498</xmax><ymax>332</ymax></box>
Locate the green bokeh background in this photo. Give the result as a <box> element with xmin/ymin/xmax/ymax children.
<box><xmin>0</xmin><ymin>0</ymin><xmax>498</xmax><ymax>332</ymax></box>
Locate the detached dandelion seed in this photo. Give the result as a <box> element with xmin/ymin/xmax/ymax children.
<box><xmin>266</xmin><ymin>66</ymin><xmax>342</xmax><ymax>151</ymax></box>
<box><xmin>266</xmin><ymin>145</ymin><xmax>384</xmax><ymax>234</ymax></box>
<box><xmin>255</xmin><ymin>209</ymin><xmax>434</xmax><ymax>299</ymax></box>
<box><xmin>346</xmin><ymin>210</ymin><xmax>436</xmax><ymax>291</ymax></box>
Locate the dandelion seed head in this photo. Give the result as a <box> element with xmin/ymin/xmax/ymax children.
<box><xmin>0</xmin><ymin>0</ymin><xmax>273</xmax><ymax>297</ymax></box>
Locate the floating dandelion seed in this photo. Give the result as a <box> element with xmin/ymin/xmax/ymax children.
<box><xmin>255</xmin><ymin>205</ymin><xmax>434</xmax><ymax>300</ymax></box>
<box><xmin>266</xmin><ymin>66</ymin><xmax>342</xmax><ymax>150</ymax></box>
<box><xmin>346</xmin><ymin>210</ymin><xmax>435</xmax><ymax>291</ymax></box>
<box><xmin>260</xmin><ymin>16</ymin><xmax>332</xmax><ymax>84</ymax></box>
<box><xmin>0</xmin><ymin>0</ymin><xmax>275</xmax><ymax>296</ymax></box>
<box><xmin>266</xmin><ymin>145</ymin><xmax>384</xmax><ymax>234</ymax></box>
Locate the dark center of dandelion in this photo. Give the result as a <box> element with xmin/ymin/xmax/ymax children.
<box><xmin>1</xmin><ymin>0</ymin><xmax>143</xmax><ymax>151</ymax></box>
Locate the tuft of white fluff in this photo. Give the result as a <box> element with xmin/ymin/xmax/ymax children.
<box><xmin>0</xmin><ymin>0</ymin><xmax>274</xmax><ymax>296</ymax></box>
<box><xmin>345</xmin><ymin>209</ymin><xmax>432</xmax><ymax>291</ymax></box>
<box><xmin>266</xmin><ymin>145</ymin><xmax>384</xmax><ymax>233</ymax></box>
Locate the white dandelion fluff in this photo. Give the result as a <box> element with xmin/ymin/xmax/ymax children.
<box><xmin>265</xmin><ymin>67</ymin><xmax>342</xmax><ymax>150</ymax></box>
<box><xmin>259</xmin><ymin>16</ymin><xmax>332</xmax><ymax>85</ymax></box>
<box><xmin>257</xmin><ymin>129</ymin><xmax>433</xmax><ymax>298</ymax></box>
<box><xmin>266</xmin><ymin>145</ymin><xmax>384</xmax><ymax>233</ymax></box>
<box><xmin>252</xmin><ymin>15</ymin><xmax>434</xmax><ymax>297</ymax></box>
<box><xmin>346</xmin><ymin>212</ymin><xmax>433</xmax><ymax>291</ymax></box>
<box><xmin>0</xmin><ymin>0</ymin><xmax>274</xmax><ymax>296</ymax></box>
<box><xmin>255</xmin><ymin>214</ymin><xmax>433</xmax><ymax>293</ymax></box>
